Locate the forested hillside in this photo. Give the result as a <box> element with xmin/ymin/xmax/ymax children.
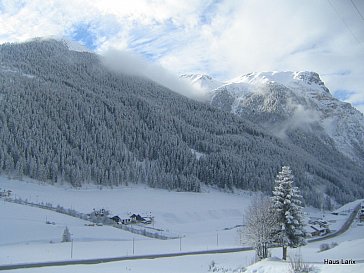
<box><xmin>0</xmin><ymin>39</ymin><xmax>363</xmax><ymax>206</ymax></box>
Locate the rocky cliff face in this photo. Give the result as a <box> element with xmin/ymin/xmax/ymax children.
<box><xmin>187</xmin><ymin>71</ymin><xmax>364</xmax><ymax>165</ymax></box>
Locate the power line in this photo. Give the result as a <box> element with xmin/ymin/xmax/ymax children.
<box><xmin>350</xmin><ymin>0</ymin><xmax>364</xmax><ymax>21</ymax></box>
<box><xmin>327</xmin><ymin>0</ymin><xmax>361</xmax><ymax>44</ymax></box>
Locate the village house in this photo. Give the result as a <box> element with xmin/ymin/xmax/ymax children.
<box><xmin>308</xmin><ymin>225</ymin><xmax>330</xmax><ymax>237</ymax></box>
<box><xmin>307</xmin><ymin>218</ymin><xmax>330</xmax><ymax>237</ymax></box>
<box><xmin>109</xmin><ymin>213</ymin><xmax>153</xmax><ymax>225</ymax></box>
<box><xmin>360</xmin><ymin>202</ymin><xmax>364</xmax><ymax>223</ymax></box>
<box><xmin>110</xmin><ymin>216</ymin><xmax>121</xmax><ymax>224</ymax></box>
<box><xmin>0</xmin><ymin>189</ymin><xmax>12</xmax><ymax>197</ymax></box>
<box><xmin>130</xmin><ymin>214</ymin><xmax>146</xmax><ymax>223</ymax></box>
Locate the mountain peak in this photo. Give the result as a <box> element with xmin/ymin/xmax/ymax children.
<box><xmin>180</xmin><ymin>73</ymin><xmax>223</xmax><ymax>91</ymax></box>
<box><xmin>192</xmin><ymin>70</ymin><xmax>363</xmax><ymax>165</ymax></box>
<box><xmin>1</xmin><ymin>39</ymin><xmax>364</xmax><ymax>205</ymax></box>
<box><xmin>293</xmin><ymin>71</ymin><xmax>329</xmax><ymax>93</ymax></box>
<box><xmin>180</xmin><ymin>73</ymin><xmax>213</xmax><ymax>81</ymax></box>
<box><xmin>222</xmin><ymin>71</ymin><xmax>330</xmax><ymax>96</ymax></box>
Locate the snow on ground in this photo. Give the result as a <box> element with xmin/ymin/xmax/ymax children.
<box><xmin>0</xmin><ymin>176</ymin><xmax>252</xmax><ymax>265</ymax></box>
<box><xmin>0</xmin><ymin>201</ymin><xmax>150</xmax><ymax>264</ymax></box>
<box><xmin>0</xmin><ymin>252</ymin><xmax>253</xmax><ymax>273</ymax></box>
<box><xmin>303</xmin><ymin>201</ymin><xmax>361</xmax><ymax>234</ymax></box>
<box><xmin>255</xmin><ymin>211</ymin><xmax>364</xmax><ymax>273</ymax></box>
<box><xmin>332</xmin><ymin>199</ymin><xmax>363</xmax><ymax>214</ymax></box>
<box><xmin>1</xmin><ymin>176</ymin><xmax>363</xmax><ymax>272</ymax></box>
<box><xmin>0</xmin><ymin>177</ymin><xmax>250</xmax><ymax>234</ymax></box>
<box><xmin>243</xmin><ymin>258</ymin><xmax>362</xmax><ymax>273</ymax></box>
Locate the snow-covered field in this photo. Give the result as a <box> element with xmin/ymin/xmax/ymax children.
<box><xmin>1</xmin><ymin>176</ymin><xmax>363</xmax><ymax>272</ymax></box>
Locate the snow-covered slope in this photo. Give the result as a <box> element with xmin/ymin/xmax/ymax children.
<box><xmin>0</xmin><ymin>176</ymin><xmax>253</xmax><ymax>265</ymax></box>
<box><xmin>0</xmin><ymin>177</ymin><xmax>251</xmax><ymax>259</ymax></box>
<box><xmin>1</xmin><ymin>176</ymin><xmax>364</xmax><ymax>272</ymax></box>
<box><xmin>180</xmin><ymin>74</ymin><xmax>223</xmax><ymax>94</ymax></box>
<box><xmin>1</xmin><ymin>40</ymin><xmax>363</xmax><ymax>206</ymax></box>
<box><xmin>187</xmin><ymin>71</ymin><xmax>364</xmax><ymax>164</ymax></box>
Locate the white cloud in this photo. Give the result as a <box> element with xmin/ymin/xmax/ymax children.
<box><xmin>0</xmin><ymin>0</ymin><xmax>363</xmax><ymax>112</ymax></box>
<box><xmin>272</xmin><ymin>101</ymin><xmax>321</xmax><ymax>139</ymax></box>
<box><xmin>0</xmin><ymin>0</ymin><xmax>92</xmax><ymax>42</ymax></box>
<box><xmin>101</xmin><ymin>48</ymin><xmax>207</xmax><ymax>100</ymax></box>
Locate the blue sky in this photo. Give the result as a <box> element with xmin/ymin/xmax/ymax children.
<box><xmin>0</xmin><ymin>0</ymin><xmax>363</xmax><ymax>112</ymax></box>
<box><xmin>198</xmin><ymin>0</ymin><xmax>222</xmax><ymax>25</ymax></box>
<box><xmin>126</xmin><ymin>19</ymin><xmax>181</xmax><ymax>62</ymax></box>
<box><xmin>68</xmin><ymin>23</ymin><xmax>98</xmax><ymax>50</ymax></box>
<box><xmin>333</xmin><ymin>89</ymin><xmax>354</xmax><ymax>101</ymax></box>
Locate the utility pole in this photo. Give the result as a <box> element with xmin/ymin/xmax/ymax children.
<box><xmin>132</xmin><ymin>238</ymin><xmax>135</xmax><ymax>255</ymax></box>
<box><xmin>216</xmin><ymin>232</ymin><xmax>219</xmax><ymax>247</ymax></box>
<box><xmin>179</xmin><ymin>236</ymin><xmax>182</xmax><ymax>251</ymax></box>
<box><xmin>71</xmin><ymin>239</ymin><xmax>73</xmax><ymax>259</ymax></box>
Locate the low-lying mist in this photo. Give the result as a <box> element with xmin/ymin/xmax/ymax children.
<box><xmin>101</xmin><ymin>49</ymin><xmax>208</xmax><ymax>101</ymax></box>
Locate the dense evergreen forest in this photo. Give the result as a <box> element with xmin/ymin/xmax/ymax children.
<box><xmin>0</xmin><ymin>39</ymin><xmax>363</xmax><ymax>206</ymax></box>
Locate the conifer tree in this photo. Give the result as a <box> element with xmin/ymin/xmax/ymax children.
<box><xmin>62</xmin><ymin>226</ymin><xmax>72</xmax><ymax>242</ymax></box>
<box><xmin>272</xmin><ymin>166</ymin><xmax>306</xmax><ymax>260</ymax></box>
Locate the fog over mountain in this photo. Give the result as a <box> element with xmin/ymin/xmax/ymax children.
<box><xmin>0</xmin><ymin>39</ymin><xmax>363</xmax><ymax>207</ymax></box>
<box><xmin>102</xmin><ymin>49</ymin><xmax>207</xmax><ymax>101</ymax></box>
<box><xmin>184</xmin><ymin>71</ymin><xmax>364</xmax><ymax>165</ymax></box>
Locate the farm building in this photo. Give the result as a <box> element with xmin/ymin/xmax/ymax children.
<box><xmin>110</xmin><ymin>216</ymin><xmax>121</xmax><ymax>224</ymax></box>
<box><xmin>308</xmin><ymin>225</ymin><xmax>330</xmax><ymax>237</ymax></box>
<box><xmin>360</xmin><ymin>202</ymin><xmax>364</xmax><ymax>222</ymax></box>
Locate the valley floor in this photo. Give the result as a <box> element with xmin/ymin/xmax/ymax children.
<box><xmin>0</xmin><ymin>176</ymin><xmax>363</xmax><ymax>272</ymax></box>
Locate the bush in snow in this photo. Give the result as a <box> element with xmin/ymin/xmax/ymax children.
<box><xmin>319</xmin><ymin>242</ymin><xmax>338</xmax><ymax>252</ymax></box>
<box><xmin>330</xmin><ymin>242</ymin><xmax>338</xmax><ymax>248</ymax></box>
<box><xmin>289</xmin><ymin>254</ymin><xmax>316</xmax><ymax>273</ymax></box>
<box><xmin>207</xmin><ymin>260</ymin><xmax>245</xmax><ymax>272</ymax></box>
<box><xmin>208</xmin><ymin>260</ymin><xmax>216</xmax><ymax>271</ymax></box>
<box><xmin>319</xmin><ymin>243</ymin><xmax>330</xmax><ymax>252</ymax></box>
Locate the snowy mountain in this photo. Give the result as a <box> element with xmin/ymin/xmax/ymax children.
<box><xmin>187</xmin><ymin>71</ymin><xmax>364</xmax><ymax>165</ymax></box>
<box><xmin>180</xmin><ymin>73</ymin><xmax>223</xmax><ymax>93</ymax></box>
<box><xmin>0</xmin><ymin>39</ymin><xmax>364</xmax><ymax>206</ymax></box>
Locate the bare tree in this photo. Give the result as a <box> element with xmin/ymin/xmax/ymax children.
<box><xmin>243</xmin><ymin>194</ymin><xmax>278</xmax><ymax>259</ymax></box>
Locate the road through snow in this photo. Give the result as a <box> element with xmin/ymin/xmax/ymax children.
<box><xmin>0</xmin><ymin>203</ymin><xmax>360</xmax><ymax>271</ymax></box>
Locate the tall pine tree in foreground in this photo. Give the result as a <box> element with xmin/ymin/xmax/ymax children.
<box><xmin>272</xmin><ymin>166</ymin><xmax>306</xmax><ymax>260</ymax></box>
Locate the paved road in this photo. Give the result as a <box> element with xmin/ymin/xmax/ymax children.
<box><xmin>0</xmin><ymin>246</ymin><xmax>253</xmax><ymax>271</ymax></box>
<box><xmin>307</xmin><ymin>203</ymin><xmax>361</xmax><ymax>243</ymax></box>
<box><xmin>0</xmin><ymin>203</ymin><xmax>360</xmax><ymax>271</ymax></box>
